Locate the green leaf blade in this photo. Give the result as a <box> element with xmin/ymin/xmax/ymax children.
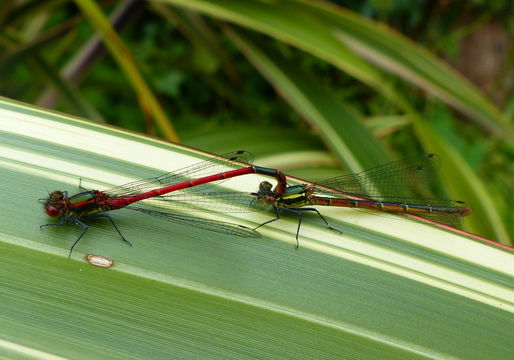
<box><xmin>1</xmin><ymin>99</ymin><xmax>513</xmax><ymax>359</ymax></box>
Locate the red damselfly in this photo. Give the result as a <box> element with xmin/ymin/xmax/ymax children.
<box><xmin>250</xmin><ymin>153</ymin><xmax>472</xmax><ymax>247</ymax></box>
<box><xmin>136</xmin><ymin>154</ymin><xmax>472</xmax><ymax>248</ymax></box>
<box><xmin>40</xmin><ymin>151</ymin><xmax>286</xmax><ymax>256</ymax></box>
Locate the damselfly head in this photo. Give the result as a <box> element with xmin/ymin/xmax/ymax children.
<box><xmin>43</xmin><ymin>190</ymin><xmax>65</xmax><ymax>217</ymax></box>
<box><xmin>252</xmin><ymin>181</ymin><xmax>278</xmax><ymax>205</ymax></box>
<box><xmin>258</xmin><ymin>181</ymin><xmax>273</xmax><ymax>192</ymax></box>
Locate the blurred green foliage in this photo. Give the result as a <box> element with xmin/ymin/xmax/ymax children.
<box><xmin>1</xmin><ymin>1</ymin><xmax>511</xmax><ymax>137</ymax></box>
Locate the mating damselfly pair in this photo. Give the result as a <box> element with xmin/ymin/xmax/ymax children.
<box><xmin>40</xmin><ymin>151</ymin><xmax>471</xmax><ymax>256</ymax></box>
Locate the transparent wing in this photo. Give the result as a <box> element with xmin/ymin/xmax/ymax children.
<box><xmin>139</xmin><ymin>192</ymin><xmax>260</xmax><ymax>213</ymax></box>
<box><xmin>315</xmin><ymin>154</ymin><xmax>440</xmax><ymax>200</ymax></box>
<box><xmin>306</xmin><ymin>154</ymin><xmax>469</xmax><ymax>227</ymax></box>
<box><xmin>127</xmin><ymin>207</ymin><xmax>261</xmax><ymax>238</ymax></box>
<box><xmin>105</xmin><ymin>150</ymin><xmax>253</xmax><ymax>198</ymax></box>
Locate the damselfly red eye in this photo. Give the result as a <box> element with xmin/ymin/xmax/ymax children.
<box><xmin>45</xmin><ymin>205</ymin><xmax>60</xmax><ymax>217</ymax></box>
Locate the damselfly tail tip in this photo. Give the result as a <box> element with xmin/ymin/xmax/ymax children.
<box><xmin>461</xmin><ymin>206</ymin><xmax>473</xmax><ymax>216</ymax></box>
<box><xmin>454</xmin><ymin>201</ymin><xmax>472</xmax><ymax>215</ymax></box>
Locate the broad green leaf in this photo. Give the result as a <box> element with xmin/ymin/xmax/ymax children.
<box><xmin>1</xmin><ymin>99</ymin><xmax>513</xmax><ymax>359</ymax></box>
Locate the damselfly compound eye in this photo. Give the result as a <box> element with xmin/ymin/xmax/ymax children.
<box><xmin>45</xmin><ymin>205</ymin><xmax>60</xmax><ymax>217</ymax></box>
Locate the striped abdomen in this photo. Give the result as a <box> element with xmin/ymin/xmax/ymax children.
<box><xmin>312</xmin><ymin>196</ymin><xmax>472</xmax><ymax>216</ymax></box>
